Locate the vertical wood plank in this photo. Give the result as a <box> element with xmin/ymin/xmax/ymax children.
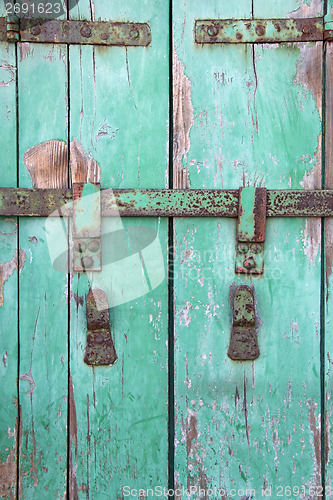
<box><xmin>173</xmin><ymin>0</ymin><xmax>323</xmax><ymax>496</ymax></box>
<box><xmin>18</xmin><ymin>43</ymin><xmax>69</xmax><ymax>497</ymax></box>
<box><xmin>0</xmin><ymin>2</ymin><xmax>19</xmax><ymax>494</ymax></box>
<box><xmin>68</xmin><ymin>1</ymin><xmax>169</xmax><ymax>497</ymax></box>
<box><xmin>325</xmin><ymin>36</ymin><xmax>333</xmax><ymax>500</ymax></box>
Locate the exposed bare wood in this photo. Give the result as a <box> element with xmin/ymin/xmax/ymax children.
<box><xmin>24</xmin><ymin>140</ymin><xmax>68</xmax><ymax>189</ymax></box>
<box><xmin>70</xmin><ymin>139</ymin><xmax>101</xmax><ymax>184</ymax></box>
<box><xmin>173</xmin><ymin>47</ymin><xmax>193</xmax><ymax>189</ymax></box>
<box><xmin>0</xmin><ymin>249</ymin><xmax>26</xmax><ymax>307</ymax></box>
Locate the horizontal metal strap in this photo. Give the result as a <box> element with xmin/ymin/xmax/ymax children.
<box><xmin>195</xmin><ymin>18</ymin><xmax>326</xmax><ymax>44</ymax></box>
<box><xmin>1</xmin><ymin>188</ymin><xmax>333</xmax><ymax>218</ymax></box>
<box><xmin>0</xmin><ymin>18</ymin><xmax>151</xmax><ymax>46</ymax></box>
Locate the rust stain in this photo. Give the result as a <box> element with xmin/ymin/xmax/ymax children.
<box><xmin>286</xmin><ymin>0</ymin><xmax>322</xmax><ymax>18</ymax></box>
<box><xmin>24</xmin><ymin>140</ymin><xmax>68</xmax><ymax>189</ymax></box>
<box><xmin>186</xmin><ymin>412</ymin><xmax>198</xmax><ymax>457</ymax></box>
<box><xmin>0</xmin><ymin>418</ymin><xmax>20</xmax><ymax>499</ymax></box>
<box><xmin>173</xmin><ymin>46</ymin><xmax>193</xmax><ymax>189</ymax></box>
<box><xmin>0</xmin><ymin>249</ymin><xmax>26</xmax><ymax>307</ymax></box>
<box><xmin>307</xmin><ymin>399</ymin><xmax>321</xmax><ymax>491</ymax></box>
<box><xmin>243</xmin><ymin>374</ymin><xmax>250</xmax><ymax>450</ymax></box>
<box><xmin>69</xmin><ymin>376</ymin><xmax>79</xmax><ymax>500</ymax></box>
<box><xmin>70</xmin><ymin>138</ymin><xmax>101</xmax><ymax>184</ymax></box>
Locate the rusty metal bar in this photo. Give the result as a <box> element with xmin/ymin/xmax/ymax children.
<box><xmin>195</xmin><ymin>18</ymin><xmax>324</xmax><ymax>43</ymax></box>
<box><xmin>1</xmin><ymin>188</ymin><xmax>333</xmax><ymax>217</ymax></box>
<box><xmin>0</xmin><ymin>18</ymin><xmax>151</xmax><ymax>46</ymax></box>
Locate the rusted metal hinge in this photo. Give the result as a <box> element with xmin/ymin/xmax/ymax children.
<box><xmin>236</xmin><ymin>187</ymin><xmax>267</xmax><ymax>275</ymax></box>
<box><xmin>228</xmin><ymin>285</ymin><xmax>260</xmax><ymax>361</ymax></box>
<box><xmin>0</xmin><ymin>17</ymin><xmax>151</xmax><ymax>46</ymax></box>
<box><xmin>195</xmin><ymin>17</ymin><xmax>333</xmax><ymax>44</ymax></box>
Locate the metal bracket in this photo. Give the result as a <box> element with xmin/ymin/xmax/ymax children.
<box><xmin>228</xmin><ymin>285</ymin><xmax>260</xmax><ymax>361</ymax></box>
<box><xmin>236</xmin><ymin>187</ymin><xmax>267</xmax><ymax>274</ymax></box>
<box><xmin>84</xmin><ymin>289</ymin><xmax>117</xmax><ymax>366</ymax></box>
<box><xmin>1</xmin><ymin>17</ymin><xmax>151</xmax><ymax>46</ymax></box>
<box><xmin>73</xmin><ymin>182</ymin><xmax>101</xmax><ymax>272</ymax></box>
<box><xmin>195</xmin><ymin>17</ymin><xmax>325</xmax><ymax>43</ymax></box>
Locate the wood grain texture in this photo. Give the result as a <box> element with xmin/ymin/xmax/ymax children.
<box><xmin>68</xmin><ymin>1</ymin><xmax>169</xmax><ymax>497</ymax></box>
<box><xmin>18</xmin><ymin>44</ymin><xmax>69</xmax><ymax>498</ymax></box>
<box><xmin>173</xmin><ymin>0</ymin><xmax>323</xmax><ymax>497</ymax></box>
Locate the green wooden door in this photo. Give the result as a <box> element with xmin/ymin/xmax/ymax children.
<box><xmin>0</xmin><ymin>0</ymin><xmax>332</xmax><ymax>498</ymax></box>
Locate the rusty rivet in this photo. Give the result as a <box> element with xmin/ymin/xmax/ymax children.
<box><xmin>81</xmin><ymin>256</ymin><xmax>93</xmax><ymax>268</ymax></box>
<box><xmin>100</xmin><ymin>32</ymin><xmax>108</xmax><ymax>40</ymax></box>
<box><xmin>62</xmin><ymin>23</ymin><xmax>70</xmax><ymax>31</ymax></box>
<box><xmin>232</xmin><ymin>350</ymin><xmax>238</xmax><ymax>357</ymax></box>
<box><xmin>255</xmin><ymin>24</ymin><xmax>266</xmax><ymax>36</ymax></box>
<box><xmin>129</xmin><ymin>27</ymin><xmax>139</xmax><ymax>39</ymax></box>
<box><xmin>88</xmin><ymin>240</ymin><xmax>100</xmax><ymax>252</ymax></box>
<box><xmin>243</xmin><ymin>257</ymin><xmax>256</xmax><ymax>270</ymax></box>
<box><xmin>238</xmin><ymin>243</ymin><xmax>249</xmax><ymax>254</ymax></box>
<box><xmin>236</xmin><ymin>32</ymin><xmax>243</xmax><ymax>40</ymax></box>
<box><xmin>74</xmin><ymin>241</ymin><xmax>87</xmax><ymax>252</ymax></box>
<box><xmin>251</xmin><ymin>351</ymin><xmax>256</xmax><ymax>356</ymax></box>
<box><xmin>302</xmin><ymin>25</ymin><xmax>311</xmax><ymax>35</ymax></box>
<box><xmin>207</xmin><ymin>25</ymin><xmax>219</xmax><ymax>37</ymax></box>
<box><xmin>30</xmin><ymin>25</ymin><xmax>41</xmax><ymax>36</ymax></box>
<box><xmin>251</xmin><ymin>243</ymin><xmax>262</xmax><ymax>254</ymax></box>
<box><xmin>80</xmin><ymin>25</ymin><xmax>92</xmax><ymax>38</ymax></box>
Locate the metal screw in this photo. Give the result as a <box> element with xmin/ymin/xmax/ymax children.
<box><xmin>129</xmin><ymin>27</ymin><xmax>139</xmax><ymax>40</ymax></box>
<box><xmin>255</xmin><ymin>24</ymin><xmax>266</xmax><ymax>36</ymax></box>
<box><xmin>81</xmin><ymin>256</ymin><xmax>93</xmax><ymax>268</ymax></box>
<box><xmin>31</xmin><ymin>25</ymin><xmax>41</xmax><ymax>36</ymax></box>
<box><xmin>80</xmin><ymin>25</ymin><xmax>92</xmax><ymax>38</ymax></box>
<box><xmin>251</xmin><ymin>243</ymin><xmax>262</xmax><ymax>254</ymax></box>
<box><xmin>207</xmin><ymin>25</ymin><xmax>219</xmax><ymax>37</ymax></box>
<box><xmin>238</xmin><ymin>243</ymin><xmax>249</xmax><ymax>254</ymax></box>
<box><xmin>88</xmin><ymin>239</ymin><xmax>100</xmax><ymax>252</ymax></box>
<box><xmin>243</xmin><ymin>257</ymin><xmax>256</xmax><ymax>270</ymax></box>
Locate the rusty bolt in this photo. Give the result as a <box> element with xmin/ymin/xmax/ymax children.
<box><xmin>62</xmin><ymin>23</ymin><xmax>70</xmax><ymax>31</ymax></box>
<box><xmin>251</xmin><ymin>243</ymin><xmax>262</xmax><ymax>254</ymax></box>
<box><xmin>238</xmin><ymin>243</ymin><xmax>249</xmax><ymax>254</ymax></box>
<box><xmin>243</xmin><ymin>257</ymin><xmax>256</xmax><ymax>270</ymax></box>
<box><xmin>31</xmin><ymin>25</ymin><xmax>41</xmax><ymax>36</ymax></box>
<box><xmin>88</xmin><ymin>239</ymin><xmax>100</xmax><ymax>252</ymax></box>
<box><xmin>302</xmin><ymin>25</ymin><xmax>311</xmax><ymax>35</ymax></box>
<box><xmin>207</xmin><ymin>25</ymin><xmax>219</xmax><ymax>37</ymax></box>
<box><xmin>81</xmin><ymin>256</ymin><xmax>94</xmax><ymax>268</ymax></box>
<box><xmin>255</xmin><ymin>24</ymin><xmax>266</xmax><ymax>37</ymax></box>
<box><xmin>100</xmin><ymin>32</ymin><xmax>109</xmax><ymax>40</ymax></box>
<box><xmin>80</xmin><ymin>25</ymin><xmax>92</xmax><ymax>38</ymax></box>
<box><xmin>129</xmin><ymin>27</ymin><xmax>140</xmax><ymax>40</ymax></box>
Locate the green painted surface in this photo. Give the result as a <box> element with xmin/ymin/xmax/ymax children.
<box><xmin>0</xmin><ymin>22</ymin><xmax>18</xmax><ymax>497</ymax></box>
<box><xmin>68</xmin><ymin>0</ymin><xmax>169</xmax><ymax>497</ymax></box>
<box><xmin>173</xmin><ymin>0</ymin><xmax>323</xmax><ymax>497</ymax></box>
<box><xmin>18</xmin><ymin>44</ymin><xmax>69</xmax><ymax>497</ymax></box>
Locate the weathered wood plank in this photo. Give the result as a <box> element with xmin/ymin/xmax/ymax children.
<box><xmin>68</xmin><ymin>0</ymin><xmax>169</xmax><ymax>497</ymax></box>
<box><xmin>325</xmin><ymin>37</ymin><xmax>333</xmax><ymax>499</ymax></box>
<box><xmin>0</xmin><ymin>7</ymin><xmax>19</xmax><ymax>494</ymax></box>
<box><xmin>18</xmin><ymin>44</ymin><xmax>69</xmax><ymax>497</ymax></box>
<box><xmin>173</xmin><ymin>0</ymin><xmax>323</xmax><ymax>497</ymax></box>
